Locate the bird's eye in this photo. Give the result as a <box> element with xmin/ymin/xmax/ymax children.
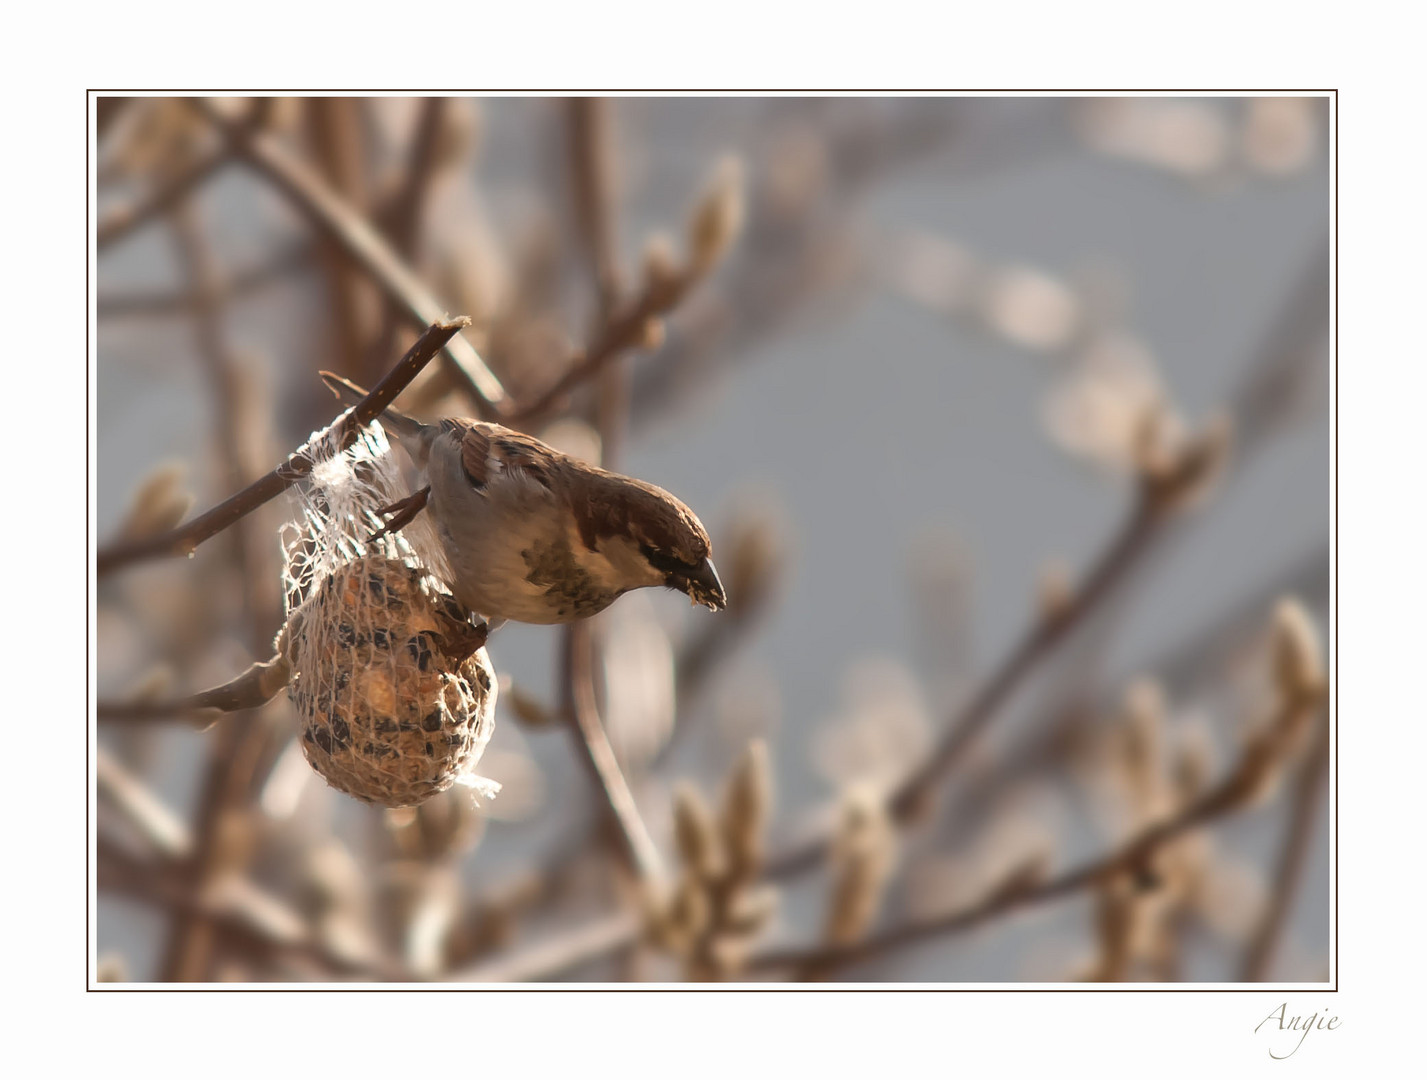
<box><xmin>639</xmin><ymin>544</ymin><xmax>695</xmax><ymax>577</ymax></box>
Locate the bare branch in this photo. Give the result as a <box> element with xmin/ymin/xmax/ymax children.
<box><xmin>98</xmin><ymin>837</ymin><xmax>399</xmax><ymax>980</ymax></box>
<box><xmin>512</xmin><ymin>155</ymin><xmax>741</xmax><ymax>426</ymax></box>
<box><xmin>96</xmin><ymin>747</ymin><xmax>193</xmax><ymax>860</ymax></box>
<box><xmin>98</xmin><ymin>652</ymin><xmax>290</xmax><ymax>723</ymax></box>
<box><xmin>567</xmin><ymin>96</ymin><xmax>623</xmax><ymax>315</ymax></box>
<box><xmin>749</xmin><ymin>725</ymin><xmax>1300</xmax><ymax>977</ymax></box>
<box><xmin>510</xmin><ymin>273</ymin><xmax>688</xmax><ymax>426</ymax></box>
<box><xmin>365</xmin><ymin>96</ymin><xmax>453</xmax><ymax>380</ymax></box>
<box><xmin>96</xmin><ymin>317</ymin><xmax>468</xmax><ymax>576</ymax></box>
<box><xmin>454</xmin><ymin>910</ymin><xmax>641</xmax><ymax>983</ymax></box>
<box><xmin>761</xmin><ymin>493</ymin><xmax>1171</xmax><ymax>881</ymax></box>
<box><xmin>188</xmin><ymin>98</ymin><xmax>510</xmax><ymax>419</ymax></box>
<box><xmin>96</xmin><ymin>150</ymin><xmax>229</xmax><ymax>250</ymax></box>
<box><xmin>563</xmin><ymin>623</ymin><xmax>665</xmax><ymax>883</ymax></box>
<box><xmin>1239</xmin><ymin>717</ymin><xmax>1330</xmax><ymax>980</ymax></box>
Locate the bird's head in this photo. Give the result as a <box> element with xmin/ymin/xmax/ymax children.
<box><xmin>572</xmin><ymin>473</ymin><xmax>727</xmax><ymax>612</ymax></box>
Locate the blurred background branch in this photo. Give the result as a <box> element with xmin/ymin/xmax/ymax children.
<box><xmin>94</xmin><ymin>94</ymin><xmax>1330</xmax><ymax>984</ymax></box>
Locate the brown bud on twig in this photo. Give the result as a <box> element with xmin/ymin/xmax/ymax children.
<box><xmin>639</xmin><ymin>316</ymin><xmax>666</xmax><ymax>352</ymax></box>
<box><xmin>1139</xmin><ymin>413</ymin><xmax>1232</xmax><ymax>512</ymax></box>
<box><xmin>1221</xmin><ymin>600</ymin><xmax>1326</xmax><ymax>811</ymax></box>
<box><xmin>641</xmin><ymin>233</ymin><xmax>681</xmax><ymax>296</ymax></box>
<box><xmin>1264</xmin><ymin>600</ymin><xmax>1326</xmax><ymax>762</ymax></box>
<box><xmin>721</xmin><ymin>739</ymin><xmax>773</xmax><ymax>881</ymax></box>
<box><xmin>985</xmin><ymin>851</ymin><xmax>1052</xmax><ymax>907</ymax></box>
<box><xmin>670</xmin><ymin>876</ymin><xmax>712</xmax><ymax>944</ymax></box>
<box><xmin>384</xmin><ymin>787</ymin><xmax>485</xmax><ymax>863</ymax></box>
<box><xmin>1086</xmin><ymin>873</ymin><xmax>1142</xmax><ymax>981</ymax></box>
<box><xmin>431</xmin><ymin>98</ymin><xmax>481</xmax><ymax>176</ymax></box>
<box><xmin>724</xmin><ymin>885</ymin><xmax>779</xmax><ymax>937</ymax></box>
<box><xmin>1172</xmin><ymin>724</ymin><xmax>1215</xmax><ymax>805</ymax></box>
<box><xmin>123</xmin><ymin>665</ymin><xmax>175</xmax><ymax>705</ymax></box>
<box><xmin>703</xmin><ymin>934</ymin><xmax>752</xmax><ymax>980</ymax></box>
<box><xmin>687</xmin><ymin>157</ymin><xmax>744</xmax><ymax>275</ymax></box>
<box><xmin>296</xmin><ymin>839</ymin><xmax>369</xmax><ymax>922</ymax></box>
<box><xmin>97</xmin><ymin>649</ymin><xmax>291</xmax><ymax>729</ymax></box>
<box><xmin>647</xmin><ymin>874</ymin><xmax>711</xmax><ymax>955</ymax></box>
<box><xmin>672</xmin><ymin>782</ymin><xmax>725</xmax><ymax>882</ymax></box>
<box><xmin>823</xmin><ymin>785</ymin><xmax>895</xmax><ymax>947</ymax></box>
<box><xmin>723</xmin><ymin>503</ymin><xmax>787</xmax><ymax>622</ymax></box>
<box><xmin>115</xmin><ymin>463</ymin><xmax>195</xmax><ymax>542</ymax></box>
<box><xmin>1220</xmin><ymin>734</ymin><xmax>1283</xmax><ymax>811</ymax></box>
<box><xmin>1271</xmin><ymin>597</ymin><xmax>1325</xmax><ymax>705</ymax></box>
<box><xmin>1119</xmin><ymin>679</ymin><xmax>1168</xmax><ymax>819</ymax></box>
<box><xmin>1037</xmin><ymin>558</ymin><xmax>1074</xmax><ymax>624</ymax></box>
<box><xmin>502</xmin><ymin>679</ymin><xmax>561</xmax><ymax>727</ymax></box>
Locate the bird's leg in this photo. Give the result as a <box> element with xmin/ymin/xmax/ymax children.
<box><xmin>370</xmin><ymin>484</ymin><xmax>431</xmax><ymax>542</ymax></box>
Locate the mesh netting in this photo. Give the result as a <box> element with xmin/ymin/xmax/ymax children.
<box><xmin>279</xmin><ymin>421</ymin><xmax>499</xmax><ymax>808</ymax></box>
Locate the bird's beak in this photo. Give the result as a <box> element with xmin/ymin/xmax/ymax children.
<box><xmin>679</xmin><ymin>556</ymin><xmax>727</xmax><ymax>611</ymax></box>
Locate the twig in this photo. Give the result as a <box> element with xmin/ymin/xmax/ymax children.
<box><xmin>97</xmin><ymin>211</ymin><xmax>404</xmax><ymax>322</ymax></box>
<box><xmin>925</xmin><ymin>543</ymin><xmax>1328</xmax><ymax>844</ymax></box>
<box><xmin>653</xmin><ymin>505</ymin><xmax>784</xmax><ymax>769</ymax></box>
<box><xmin>1228</xmin><ymin>236</ymin><xmax>1330</xmax><ymax>459</ymax></box>
<box><xmin>98</xmin><ymin>652</ymin><xmax>291</xmax><ymax>723</ymax></box>
<box><xmin>96</xmin><ymin>141</ymin><xmax>471</xmax><ymax>323</ymax></box>
<box><xmin>304</xmin><ymin>98</ymin><xmax>383</xmax><ymax>390</ymax></box>
<box><xmin>563</xmin><ymin>623</ymin><xmax>664</xmax><ymax>883</ymax></box>
<box><xmin>171</xmin><ymin>199</ymin><xmax>272</xmax><ymax>649</ymax></box>
<box><xmin>568</xmin><ymin>96</ymin><xmax>630</xmax><ymax>461</ymax></box>
<box><xmin>96</xmin><ymin>747</ymin><xmax>192</xmax><ymax>860</ymax></box>
<box><xmin>446</xmin><ymin>414</ymin><xmax>1266</xmax><ymax>981</ymax></box>
<box><xmin>188</xmin><ymin>98</ymin><xmax>510</xmax><ymax>419</ymax></box>
<box><xmin>467</xmin><ymin>406</ymin><xmax>1283</xmax><ymax>983</ymax></box>
<box><xmin>1143</xmin><ymin>541</ymin><xmax>1329</xmax><ymax>700</ymax></box>
<box><xmin>628</xmin><ymin>101</ymin><xmax>964</xmax><ymax>427</ymax></box>
<box><xmin>98</xmin><ymin>836</ymin><xmax>398</xmax><ymax>980</ymax></box>
<box><xmin>98</xmin><ymin>249</ymin><xmax>300</xmax><ymax>318</ymax></box>
<box><xmin>96</xmin><ymin>317</ymin><xmax>468</xmax><ymax>576</ymax></box>
<box><xmin>757</xmin><ymin>493</ymin><xmax>1170</xmax><ymax>883</ymax></box>
<box><xmin>96</xmin><ymin>149</ymin><xmax>229</xmax><ymax>250</ymax></box>
<box><xmin>893</xmin><ymin>498</ymin><xmax>1166</xmax><ymax>820</ymax></box>
<box><xmin>158</xmin><ymin>198</ymin><xmax>287</xmax><ymax>982</ymax></box>
<box><xmin>441</xmin><ymin>829</ymin><xmax>614</xmax><ymax>972</ymax></box>
<box><xmin>754</xmin><ymin>599</ymin><xmax>1327</xmax><ymax>979</ymax></box>
<box><xmin>386</xmin><ymin>98</ymin><xmax>451</xmax><ymax>257</ymax></box>
<box><xmin>454</xmin><ymin>910</ymin><xmax>641</xmax><ymax>983</ymax></box>
<box><xmin>761</xmin><ymin>242</ymin><xmax>1327</xmax><ymax>881</ymax></box>
<box><xmin>512</xmin><ymin>148</ymin><xmax>740</xmax><ymax>426</ymax></box>
<box><xmin>479</xmin><ymin>740</ymin><xmax>1266</xmax><ymax>985</ymax></box>
<box><xmin>1239</xmin><ymin>717</ymin><xmax>1330</xmax><ymax>981</ymax></box>
<box><xmin>568</xmin><ymin>96</ymin><xmax>623</xmax><ymax>317</ymax></box>
<box><xmin>157</xmin><ymin>705</ymin><xmax>285</xmax><ymax>982</ymax></box>
<box><xmin>366</xmin><ymin>96</ymin><xmax>451</xmax><ymax>381</ymax></box>
<box><xmin>538</xmin><ymin>98</ymin><xmax>661</xmax><ymax>910</ymax></box>
<box><xmin>441</xmin><ymin>105</ymin><xmax>640</xmax><ymax>972</ymax></box>
<box><xmin>511</xmin><ymin>275</ymin><xmax>683</xmax><ymax>426</ymax></box>
<box><xmin>749</xmin><ymin>747</ymin><xmax>1273</xmax><ymax>976</ymax></box>
<box><xmin>95</xmin><ymin>96</ymin><xmax>136</xmax><ymax>144</ymax></box>
<box><xmin>653</xmin><ymin>590</ymin><xmax>777</xmax><ymax>769</ymax></box>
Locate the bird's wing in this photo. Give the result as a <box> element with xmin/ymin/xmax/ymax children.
<box><xmin>457</xmin><ymin>421</ymin><xmax>558</xmax><ymax>494</ymax></box>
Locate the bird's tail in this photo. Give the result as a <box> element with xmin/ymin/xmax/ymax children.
<box><xmin>319</xmin><ymin>371</ymin><xmax>427</xmax><ymax>443</ymax></box>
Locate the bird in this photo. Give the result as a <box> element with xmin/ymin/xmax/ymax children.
<box><xmin>320</xmin><ymin>372</ymin><xmax>727</xmax><ymax>625</ymax></box>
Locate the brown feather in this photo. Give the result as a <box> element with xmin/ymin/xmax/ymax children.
<box><xmin>569</xmin><ymin>470</ymin><xmax>711</xmax><ymax>563</ymax></box>
<box><xmin>458</xmin><ymin>419</ymin><xmax>565</xmax><ymax>493</ymax></box>
<box><xmin>456</xmin><ymin>421</ymin><xmax>491</xmax><ymax>488</ymax></box>
<box><xmin>489</xmin><ymin>430</ymin><xmax>560</xmax><ymax>486</ymax></box>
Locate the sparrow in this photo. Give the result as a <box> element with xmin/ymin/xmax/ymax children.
<box><xmin>321</xmin><ymin>372</ymin><xmax>727</xmax><ymax>625</ymax></box>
